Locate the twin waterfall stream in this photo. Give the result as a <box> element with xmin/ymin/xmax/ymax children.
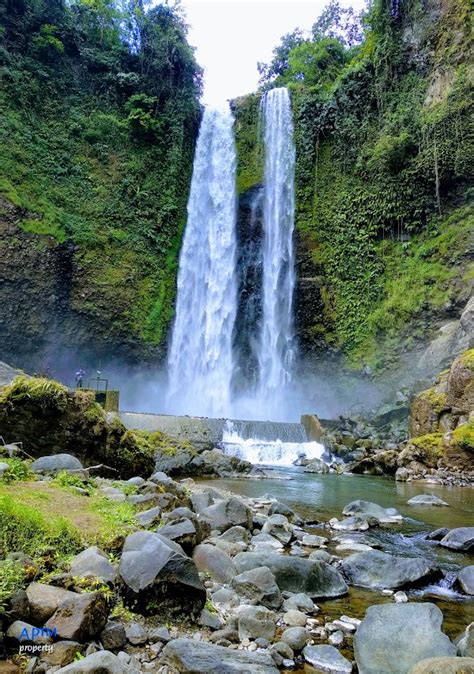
<box><xmin>167</xmin><ymin>88</ymin><xmax>324</xmax><ymax>466</ymax></box>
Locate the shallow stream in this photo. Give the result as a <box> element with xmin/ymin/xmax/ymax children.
<box><xmin>200</xmin><ymin>469</ymin><xmax>474</xmax><ymax>646</ymax></box>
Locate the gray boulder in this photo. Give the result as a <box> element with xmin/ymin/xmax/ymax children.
<box><xmin>408</xmin><ymin>657</ymin><xmax>474</xmax><ymax>673</ymax></box>
<box><xmin>342</xmin><ymin>500</ymin><xmax>401</xmax><ymax>523</ymax></box>
<box><xmin>70</xmin><ymin>546</ymin><xmax>117</xmax><ymax>584</ymax></box>
<box><xmin>440</xmin><ymin>528</ymin><xmax>474</xmax><ymax>552</ymax></box>
<box><xmin>304</xmin><ymin>459</ymin><xmax>329</xmax><ymax>473</ymax></box>
<box><xmin>354</xmin><ymin>602</ymin><xmax>456</xmax><ymax>674</ymax></box>
<box><xmin>40</xmin><ymin>641</ymin><xmax>85</xmax><ymax>667</ymax></box>
<box><xmin>457</xmin><ymin>566</ymin><xmax>474</xmax><ymax>595</ymax></box>
<box><xmin>159</xmin><ymin>517</ymin><xmax>202</xmax><ymax>553</ymax></box>
<box><xmin>119</xmin><ymin>531</ymin><xmax>205</xmax><ymax>617</ymax></box>
<box><xmin>191</xmin><ymin>491</ymin><xmax>213</xmax><ymax>513</ymax></box>
<box><xmin>193</xmin><ymin>544</ymin><xmax>237</xmax><ymax>583</ymax></box>
<box><xmin>125</xmin><ymin>622</ymin><xmax>147</xmax><ymax>645</ymax></box>
<box><xmin>199</xmin><ymin>497</ymin><xmax>253</xmax><ymax>532</ymax></box>
<box><xmin>100</xmin><ymin>621</ymin><xmax>127</xmax><ymax>650</ymax></box>
<box><xmin>341</xmin><ymin>550</ymin><xmax>440</xmax><ymax>590</ymax></box>
<box><xmin>136</xmin><ymin>506</ymin><xmax>162</xmax><ymax>527</ymax></box>
<box><xmin>456</xmin><ymin>622</ymin><xmax>474</xmax><ymax>658</ymax></box>
<box><xmin>56</xmin><ymin>650</ymin><xmax>127</xmax><ymax>673</ymax></box>
<box><xmin>281</xmin><ymin>626</ymin><xmax>309</xmax><ymax>652</ymax></box>
<box><xmin>231</xmin><ymin>566</ymin><xmax>283</xmax><ymax>609</ymax></box>
<box><xmin>31</xmin><ymin>454</ymin><xmax>83</xmax><ymax>473</ymax></box>
<box><xmin>25</xmin><ymin>582</ymin><xmax>77</xmax><ymax>624</ymax></box>
<box><xmin>6</xmin><ymin>620</ymin><xmax>53</xmax><ymax>644</ymax></box>
<box><xmin>45</xmin><ymin>591</ymin><xmax>108</xmax><ymax>641</ymax></box>
<box><xmin>234</xmin><ymin>552</ymin><xmax>348</xmax><ymax>598</ymax></box>
<box><xmin>282</xmin><ymin>593</ymin><xmax>317</xmax><ymax>614</ymax></box>
<box><xmin>238</xmin><ymin>605</ymin><xmax>277</xmax><ymax>641</ymax></box>
<box><xmin>161</xmin><ymin>637</ymin><xmax>279</xmax><ymax>673</ymax></box>
<box><xmin>0</xmin><ymin>461</ymin><xmax>9</xmax><ymax>476</ymax></box>
<box><xmin>303</xmin><ymin>644</ymin><xmax>352</xmax><ymax>673</ymax></box>
<box><xmin>261</xmin><ymin>514</ymin><xmax>293</xmax><ymax>544</ymax></box>
<box><xmin>407</xmin><ymin>495</ymin><xmax>449</xmax><ymax>507</ymax></box>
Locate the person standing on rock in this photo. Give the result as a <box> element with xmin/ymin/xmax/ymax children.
<box><xmin>75</xmin><ymin>368</ymin><xmax>86</xmax><ymax>388</ymax></box>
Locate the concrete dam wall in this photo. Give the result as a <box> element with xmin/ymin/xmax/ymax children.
<box><xmin>119</xmin><ymin>412</ymin><xmax>309</xmax><ymax>449</ymax></box>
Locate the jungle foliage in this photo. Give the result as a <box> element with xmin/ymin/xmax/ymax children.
<box><xmin>0</xmin><ymin>0</ymin><xmax>202</xmax><ymax>350</ymax></box>
<box><xmin>255</xmin><ymin>0</ymin><xmax>474</xmax><ymax>368</ymax></box>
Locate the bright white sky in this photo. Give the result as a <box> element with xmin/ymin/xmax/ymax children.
<box><xmin>179</xmin><ymin>0</ymin><xmax>364</xmax><ymax>106</ymax></box>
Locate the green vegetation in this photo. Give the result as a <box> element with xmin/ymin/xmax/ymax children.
<box><xmin>0</xmin><ymin>559</ymin><xmax>25</xmax><ymax>616</ymax></box>
<box><xmin>0</xmin><ymin>0</ymin><xmax>202</xmax><ymax>354</ymax></box>
<box><xmin>452</xmin><ymin>420</ymin><xmax>474</xmax><ymax>452</ymax></box>
<box><xmin>251</xmin><ymin>0</ymin><xmax>473</xmax><ymax>369</ymax></box>
<box><xmin>234</xmin><ymin>94</ymin><xmax>264</xmax><ymax>194</ymax></box>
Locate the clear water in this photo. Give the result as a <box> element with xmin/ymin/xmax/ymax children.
<box><xmin>202</xmin><ymin>469</ymin><xmax>474</xmax><ymax>644</ymax></box>
<box><xmin>166</xmin><ymin>105</ymin><xmax>238</xmax><ymax>417</ymax></box>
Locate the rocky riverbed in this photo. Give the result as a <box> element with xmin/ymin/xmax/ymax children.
<box><xmin>0</xmin><ymin>449</ymin><xmax>473</xmax><ymax>674</ymax></box>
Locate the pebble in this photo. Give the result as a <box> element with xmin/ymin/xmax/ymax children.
<box><xmin>394</xmin><ymin>590</ymin><xmax>408</xmax><ymax>603</ymax></box>
<box><xmin>328</xmin><ymin>630</ymin><xmax>344</xmax><ymax>646</ymax></box>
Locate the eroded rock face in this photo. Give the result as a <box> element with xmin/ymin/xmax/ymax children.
<box><xmin>161</xmin><ymin>637</ymin><xmax>279</xmax><ymax>673</ymax></box>
<box><xmin>354</xmin><ymin>603</ymin><xmax>456</xmax><ymax>674</ymax></box>
<box><xmin>119</xmin><ymin>531</ymin><xmax>205</xmax><ymax>617</ymax></box>
<box><xmin>231</xmin><ymin>566</ymin><xmax>283</xmax><ymax>609</ymax></box>
<box><xmin>341</xmin><ymin>550</ymin><xmax>441</xmax><ymax>590</ymax></box>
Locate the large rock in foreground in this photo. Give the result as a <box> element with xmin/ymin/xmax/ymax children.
<box><xmin>119</xmin><ymin>531</ymin><xmax>205</xmax><ymax>617</ymax></box>
<box><xmin>354</xmin><ymin>603</ymin><xmax>456</xmax><ymax>674</ymax></box>
<box><xmin>161</xmin><ymin>637</ymin><xmax>279</xmax><ymax>673</ymax></box>
<box><xmin>234</xmin><ymin>552</ymin><xmax>348</xmax><ymax>598</ymax></box>
<box><xmin>342</xmin><ymin>500</ymin><xmax>401</xmax><ymax>523</ymax></box>
<box><xmin>56</xmin><ymin>650</ymin><xmax>127</xmax><ymax>673</ymax></box>
<box><xmin>341</xmin><ymin>550</ymin><xmax>440</xmax><ymax>590</ymax></box>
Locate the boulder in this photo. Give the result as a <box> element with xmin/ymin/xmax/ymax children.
<box><xmin>118</xmin><ymin>531</ymin><xmax>205</xmax><ymax>617</ymax></box>
<box><xmin>199</xmin><ymin>497</ymin><xmax>253</xmax><ymax>532</ymax></box>
<box><xmin>408</xmin><ymin>657</ymin><xmax>474</xmax><ymax>673</ymax></box>
<box><xmin>283</xmin><ymin>609</ymin><xmax>307</xmax><ymax>626</ymax></box>
<box><xmin>269</xmin><ymin>501</ymin><xmax>295</xmax><ymax>519</ymax></box>
<box><xmin>457</xmin><ymin>566</ymin><xmax>474</xmax><ymax>595</ymax></box>
<box><xmin>193</xmin><ymin>544</ymin><xmax>237</xmax><ymax>583</ymax></box>
<box><xmin>457</xmin><ymin>622</ymin><xmax>474</xmax><ymax>658</ymax></box>
<box><xmin>45</xmin><ymin>591</ymin><xmax>108</xmax><ymax>641</ymax></box>
<box><xmin>6</xmin><ymin>621</ymin><xmax>53</xmax><ymax>644</ymax></box>
<box><xmin>237</xmin><ymin>605</ymin><xmax>277</xmax><ymax>641</ymax></box>
<box><xmin>407</xmin><ymin>495</ymin><xmax>449</xmax><ymax>507</ymax></box>
<box><xmin>234</xmin><ymin>552</ymin><xmax>348</xmax><ymax>598</ymax></box>
<box><xmin>161</xmin><ymin>637</ymin><xmax>279</xmax><ymax>673</ymax></box>
<box><xmin>302</xmin><ymin>534</ymin><xmax>328</xmax><ymax>548</ymax></box>
<box><xmin>100</xmin><ymin>621</ymin><xmax>127</xmax><ymax>650</ymax></box>
<box><xmin>70</xmin><ymin>547</ymin><xmax>117</xmax><ymax>584</ymax></box>
<box><xmin>125</xmin><ymin>622</ymin><xmax>147</xmax><ymax>645</ymax></box>
<box><xmin>231</xmin><ymin>566</ymin><xmax>282</xmax><ymax>609</ymax></box>
<box><xmin>302</xmin><ymin>644</ymin><xmax>352</xmax><ymax>673</ymax></box>
<box><xmin>261</xmin><ymin>514</ymin><xmax>293</xmax><ymax>545</ymax></box>
<box><xmin>136</xmin><ymin>506</ymin><xmax>162</xmax><ymax>527</ymax></box>
<box><xmin>330</xmin><ymin>515</ymin><xmax>372</xmax><ymax>531</ymax></box>
<box><xmin>30</xmin><ymin>454</ymin><xmax>83</xmax><ymax>474</ymax></box>
<box><xmin>281</xmin><ymin>626</ymin><xmax>309</xmax><ymax>652</ymax></box>
<box><xmin>55</xmin><ymin>650</ymin><xmax>128</xmax><ymax>673</ymax></box>
<box><xmin>304</xmin><ymin>459</ymin><xmax>329</xmax><ymax>474</ymax></box>
<box><xmin>191</xmin><ymin>491</ymin><xmax>213</xmax><ymax>513</ymax></box>
<box><xmin>354</xmin><ymin>602</ymin><xmax>456</xmax><ymax>674</ymax></box>
<box><xmin>440</xmin><ymin>528</ymin><xmax>474</xmax><ymax>552</ymax></box>
<box><xmin>341</xmin><ymin>550</ymin><xmax>441</xmax><ymax>590</ymax></box>
<box><xmin>40</xmin><ymin>641</ymin><xmax>85</xmax><ymax>667</ymax></box>
<box><xmin>282</xmin><ymin>593</ymin><xmax>317</xmax><ymax>614</ymax></box>
<box><xmin>342</xmin><ymin>500</ymin><xmax>402</xmax><ymax>523</ymax></box>
<box><xmin>25</xmin><ymin>583</ymin><xmax>77</xmax><ymax>624</ymax></box>
<box><xmin>159</xmin><ymin>517</ymin><xmax>202</xmax><ymax>553</ymax></box>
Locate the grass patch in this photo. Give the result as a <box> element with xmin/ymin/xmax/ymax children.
<box><xmin>0</xmin><ymin>560</ymin><xmax>25</xmax><ymax>616</ymax></box>
<box><xmin>0</xmin><ymin>481</ymin><xmax>137</xmax><ymax>558</ymax></box>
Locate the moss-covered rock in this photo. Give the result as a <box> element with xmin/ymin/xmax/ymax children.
<box><xmin>0</xmin><ymin>376</ymin><xmax>155</xmax><ymax>479</ymax></box>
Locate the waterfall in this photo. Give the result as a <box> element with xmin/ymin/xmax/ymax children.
<box><xmin>257</xmin><ymin>87</ymin><xmax>296</xmax><ymax>405</ymax></box>
<box><xmin>166</xmin><ymin>105</ymin><xmax>238</xmax><ymax>417</ymax></box>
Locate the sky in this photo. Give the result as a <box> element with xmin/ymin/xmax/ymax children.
<box><xmin>179</xmin><ymin>0</ymin><xmax>364</xmax><ymax>106</ymax></box>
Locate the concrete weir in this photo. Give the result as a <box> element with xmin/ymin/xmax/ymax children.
<box><xmin>119</xmin><ymin>412</ymin><xmax>309</xmax><ymax>450</ymax></box>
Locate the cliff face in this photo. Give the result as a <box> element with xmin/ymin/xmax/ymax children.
<box><xmin>0</xmin><ymin>1</ymin><xmax>201</xmax><ymax>371</ymax></box>
<box><xmin>234</xmin><ymin>0</ymin><xmax>473</xmax><ymax>376</ymax></box>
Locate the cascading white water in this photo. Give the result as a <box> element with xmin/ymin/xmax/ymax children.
<box><xmin>166</xmin><ymin>105</ymin><xmax>238</xmax><ymax>417</ymax></box>
<box><xmin>222</xmin><ymin>421</ymin><xmax>325</xmax><ymax>466</ymax></box>
<box><xmin>257</xmin><ymin>87</ymin><xmax>296</xmax><ymax>405</ymax></box>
